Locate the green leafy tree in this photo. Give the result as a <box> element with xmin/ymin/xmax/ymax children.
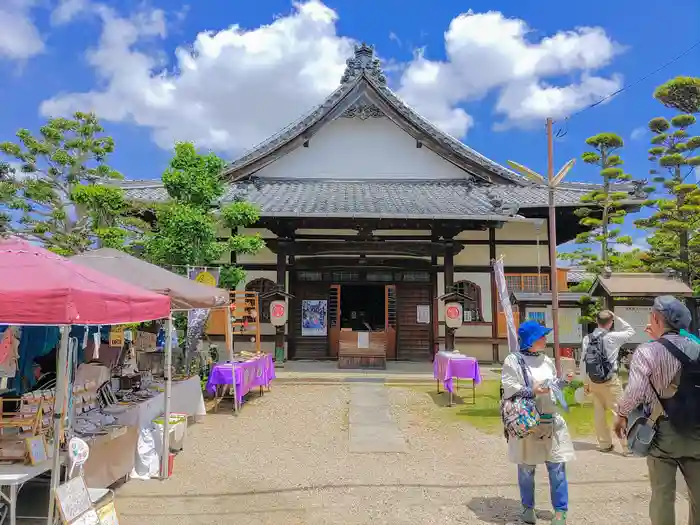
<box><xmin>654</xmin><ymin>76</ymin><xmax>700</xmax><ymax>114</ymax></box>
<box><xmin>143</xmin><ymin>142</ymin><xmax>264</xmax><ymax>283</ymax></box>
<box><xmin>0</xmin><ymin>113</ymin><xmax>138</xmax><ymax>254</ymax></box>
<box><xmin>561</xmin><ymin>133</ymin><xmax>636</xmax><ymax>273</ymax></box>
<box><xmin>635</xmin><ymin>107</ymin><xmax>700</xmax><ymax>286</ymax></box>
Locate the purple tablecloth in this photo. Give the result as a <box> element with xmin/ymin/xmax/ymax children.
<box><xmin>433</xmin><ymin>353</ymin><xmax>482</xmax><ymax>393</ymax></box>
<box><xmin>206</xmin><ymin>354</ymin><xmax>276</xmax><ymax>404</ymax></box>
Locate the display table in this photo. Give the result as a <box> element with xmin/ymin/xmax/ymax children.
<box><xmin>82</xmin><ymin>426</ymin><xmax>138</xmax><ymax>489</ymax></box>
<box><xmin>434</xmin><ymin>352</ymin><xmax>482</xmax><ymax>406</ymax></box>
<box><xmin>0</xmin><ymin>458</ymin><xmax>62</xmax><ymax>525</ymax></box>
<box><xmin>206</xmin><ymin>354</ymin><xmax>275</xmax><ymax>410</ymax></box>
<box><xmin>109</xmin><ymin>376</ymin><xmax>206</xmax><ymax>481</ymax></box>
<box><xmin>114</xmin><ymin>376</ymin><xmax>206</xmax><ymax>430</ymax></box>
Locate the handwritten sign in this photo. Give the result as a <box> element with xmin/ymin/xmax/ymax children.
<box><xmin>97</xmin><ymin>502</ymin><xmax>120</xmax><ymax>525</ymax></box>
<box><xmin>74</xmin><ymin>509</ymin><xmax>100</xmax><ymax>525</ymax></box>
<box><xmin>357</xmin><ymin>332</ymin><xmax>369</xmax><ymax>348</ymax></box>
<box><xmin>416</xmin><ymin>305</ymin><xmax>430</xmax><ymax>324</ymax></box>
<box><xmin>55</xmin><ymin>476</ymin><xmax>92</xmax><ymax>524</ymax></box>
<box><xmin>109</xmin><ymin>326</ymin><xmax>124</xmax><ymax>347</ymax></box>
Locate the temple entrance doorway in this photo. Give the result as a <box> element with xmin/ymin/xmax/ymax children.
<box><xmin>340</xmin><ymin>284</ymin><xmax>385</xmax><ymax>332</ymax></box>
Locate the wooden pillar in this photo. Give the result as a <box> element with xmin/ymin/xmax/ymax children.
<box><xmin>430</xmin><ymin>252</ymin><xmax>438</xmax><ymax>357</ymax></box>
<box><xmin>444</xmin><ymin>240</ymin><xmax>455</xmax><ymax>351</ymax></box>
<box><xmin>275</xmin><ymin>248</ymin><xmax>287</xmax><ymax>365</ymax></box>
<box><xmin>489</xmin><ymin>227</ymin><xmax>499</xmax><ymax>362</ymax></box>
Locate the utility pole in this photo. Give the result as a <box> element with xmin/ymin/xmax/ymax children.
<box><xmin>546</xmin><ymin>117</ymin><xmax>561</xmax><ymax>375</ymax></box>
<box><xmin>508</xmin><ymin>123</ymin><xmax>574</xmax><ymax>376</ymax></box>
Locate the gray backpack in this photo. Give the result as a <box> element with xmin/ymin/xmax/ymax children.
<box><xmin>585</xmin><ymin>331</ymin><xmax>613</xmax><ymax>383</ymax></box>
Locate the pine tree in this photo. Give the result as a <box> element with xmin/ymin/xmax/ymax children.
<box><xmin>654</xmin><ymin>76</ymin><xmax>700</xmax><ymax>114</ymax></box>
<box><xmin>0</xmin><ymin>113</ymin><xmax>139</xmax><ymax>254</ymax></box>
<box><xmin>635</xmin><ymin>108</ymin><xmax>700</xmax><ymax>287</ymax></box>
<box><xmin>560</xmin><ymin>133</ymin><xmax>635</xmax><ymax>274</ymax></box>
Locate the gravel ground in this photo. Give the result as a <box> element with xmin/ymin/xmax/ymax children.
<box><xmin>114</xmin><ymin>385</ymin><xmax>688</xmax><ymax>524</ymax></box>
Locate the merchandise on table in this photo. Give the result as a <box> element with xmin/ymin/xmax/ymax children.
<box><xmin>205</xmin><ymin>354</ymin><xmax>276</xmax><ymax>406</ymax></box>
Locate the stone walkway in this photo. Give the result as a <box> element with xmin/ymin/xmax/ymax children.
<box><xmin>114</xmin><ymin>384</ymin><xmax>689</xmax><ymax>525</ymax></box>
<box><xmin>349</xmin><ymin>385</ymin><xmax>406</xmax><ymax>453</ymax></box>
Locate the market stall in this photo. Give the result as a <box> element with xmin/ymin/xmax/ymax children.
<box><xmin>70</xmin><ymin>248</ymin><xmax>231</xmax><ymax>479</ymax></box>
<box><xmin>0</xmin><ymin>237</ymin><xmax>171</xmax><ymax>525</ymax></box>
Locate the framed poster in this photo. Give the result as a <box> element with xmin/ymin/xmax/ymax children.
<box><xmin>25</xmin><ymin>435</ymin><xmax>48</xmax><ymax>465</ymax></box>
<box><xmin>301</xmin><ymin>300</ymin><xmax>328</xmax><ymax>336</ymax></box>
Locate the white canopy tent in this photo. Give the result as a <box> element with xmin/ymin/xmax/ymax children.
<box><xmin>70</xmin><ymin>248</ymin><xmax>235</xmax><ymax>478</ymax></box>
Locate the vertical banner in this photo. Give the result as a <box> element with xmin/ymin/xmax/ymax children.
<box><xmin>185</xmin><ymin>267</ymin><xmax>221</xmax><ymax>367</ymax></box>
<box><xmin>493</xmin><ymin>257</ymin><xmax>519</xmax><ymax>353</ymax></box>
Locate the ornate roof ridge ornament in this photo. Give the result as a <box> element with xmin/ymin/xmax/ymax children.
<box><xmin>341</xmin><ymin>102</ymin><xmax>383</xmax><ymax>119</ymax></box>
<box><xmin>340</xmin><ymin>43</ymin><xmax>387</xmax><ymax>86</ymax></box>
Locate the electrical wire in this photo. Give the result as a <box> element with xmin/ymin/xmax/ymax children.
<box><xmin>553</xmin><ymin>37</ymin><xmax>700</xmax><ymax>132</ymax></box>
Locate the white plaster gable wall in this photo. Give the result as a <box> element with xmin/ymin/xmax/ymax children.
<box><xmin>254</xmin><ymin>117</ymin><xmax>468</xmax><ymax>180</ymax></box>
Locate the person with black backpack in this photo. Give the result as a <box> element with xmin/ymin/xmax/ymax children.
<box><xmin>614</xmin><ymin>296</ymin><xmax>700</xmax><ymax>525</ymax></box>
<box><xmin>579</xmin><ymin>310</ymin><xmax>635</xmax><ymax>454</ymax></box>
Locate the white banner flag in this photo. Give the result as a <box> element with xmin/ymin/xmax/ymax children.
<box><xmin>493</xmin><ymin>258</ymin><xmax>519</xmax><ymax>353</ymax></box>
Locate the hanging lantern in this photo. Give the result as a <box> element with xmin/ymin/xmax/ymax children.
<box><xmin>243</xmin><ymin>319</ymin><xmax>249</xmax><ymax>329</ymax></box>
<box><xmin>250</xmin><ymin>337</ymin><xmax>256</xmax><ymax>343</ymax></box>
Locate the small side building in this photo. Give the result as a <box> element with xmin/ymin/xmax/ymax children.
<box><xmin>589</xmin><ymin>272</ymin><xmax>697</xmax><ymax>347</ymax></box>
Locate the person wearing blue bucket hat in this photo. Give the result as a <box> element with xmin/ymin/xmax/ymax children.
<box><xmin>502</xmin><ymin>320</ymin><xmax>575</xmax><ymax>525</ymax></box>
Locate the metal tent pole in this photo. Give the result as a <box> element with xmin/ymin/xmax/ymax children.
<box><xmin>47</xmin><ymin>326</ymin><xmax>70</xmax><ymax>525</ymax></box>
<box><xmin>160</xmin><ymin>314</ymin><xmax>173</xmax><ymax>479</ymax></box>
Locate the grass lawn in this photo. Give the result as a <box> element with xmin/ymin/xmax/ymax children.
<box><xmin>421</xmin><ymin>379</ymin><xmax>606</xmax><ymax>438</ymax></box>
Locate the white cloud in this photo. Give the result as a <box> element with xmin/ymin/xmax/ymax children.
<box><xmin>630</xmin><ymin>126</ymin><xmax>646</xmax><ymax>141</ymax></box>
<box><xmin>41</xmin><ymin>1</ymin><xmax>354</xmax><ymax>154</ymax></box>
<box><xmin>39</xmin><ymin>2</ymin><xmax>624</xmax><ymax>156</ymax></box>
<box><xmin>0</xmin><ymin>0</ymin><xmax>44</xmax><ymax>61</ymax></box>
<box><xmin>51</xmin><ymin>0</ymin><xmax>91</xmax><ymax>25</ymax></box>
<box><xmin>399</xmin><ymin>10</ymin><xmax>623</xmax><ymax>136</ymax></box>
<box><xmin>616</xmin><ymin>237</ymin><xmax>650</xmax><ymax>253</ymax></box>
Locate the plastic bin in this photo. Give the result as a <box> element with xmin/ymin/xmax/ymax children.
<box><xmin>153</xmin><ymin>413</ymin><xmax>188</xmax><ymax>453</ymax></box>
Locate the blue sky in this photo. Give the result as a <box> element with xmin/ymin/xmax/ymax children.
<box><xmin>1</xmin><ymin>0</ymin><xmax>699</xmax><ymax>250</ymax></box>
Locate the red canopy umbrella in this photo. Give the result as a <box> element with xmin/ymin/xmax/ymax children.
<box><xmin>0</xmin><ymin>237</ymin><xmax>170</xmax><ymax>325</ymax></box>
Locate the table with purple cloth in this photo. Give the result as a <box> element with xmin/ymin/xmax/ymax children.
<box><xmin>205</xmin><ymin>354</ymin><xmax>276</xmax><ymax>411</ymax></box>
<box><xmin>433</xmin><ymin>352</ymin><xmax>482</xmax><ymax>405</ymax></box>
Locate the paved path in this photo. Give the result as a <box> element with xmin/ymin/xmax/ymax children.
<box><xmin>349</xmin><ymin>384</ymin><xmax>406</xmax><ymax>453</ymax></box>
<box><xmin>114</xmin><ymin>384</ymin><xmax>689</xmax><ymax>525</ymax></box>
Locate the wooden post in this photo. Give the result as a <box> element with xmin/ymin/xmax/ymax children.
<box><xmin>430</xmin><ymin>252</ymin><xmax>438</xmax><ymax>357</ymax></box>
<box><xmin>275</xmin><ymin>249</ymin><xmax>286</xmax><ymax>366</ymax></box>
<box><xmin>546</xmin><ymin>117</ymin><xmax>562</xmax><ymax>375</ymax></box>
<box><xmin>489</xmin><ymin>227</ymin><xmax>499</xmax><ymax>362</ymax></box>
<box><xmin>444</xmin><ymin>240</ymin><xmax>455</xmax><ymax>351</ymax></box>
